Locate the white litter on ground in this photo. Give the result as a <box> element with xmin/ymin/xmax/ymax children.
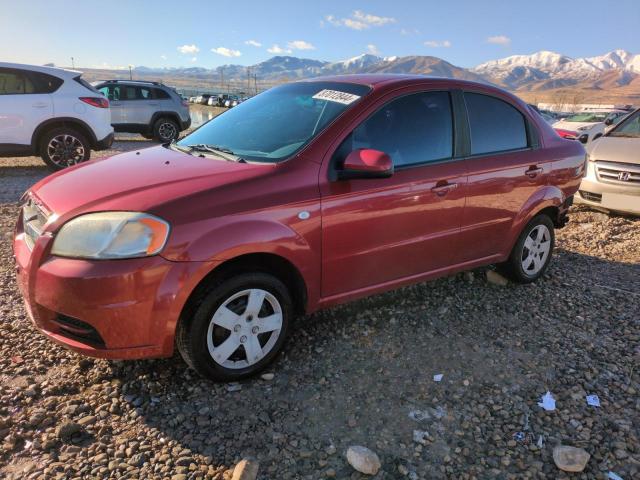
<box><xmin>538</xmin><ymin>391</ymin><xmax>556</xmax><ymax>411</ymax></box>
<box><xmin>408</xmin><ymin>410</ymin><xmax>430</xmax><ymax>421</ymax></box>
<box><xmin>412</xmin><ymin>430</ymin><xmax>430</xmax><ymax>445</ymax></box>
<box><xmin>586</xmin><ymin>394</ymin><xmax>601</xmax><ymax>407</ymax></box>
<box><xmin>608</xmin><ymin>472</ymin><xmax>623</xmax><ymax>480</ymax></box>
<box><xmin>537</xmin><ymin>435</ymin><xmax>544</xmax><ymax>448</ymax></box>
<box><xmin>433</xmin><ymin>374</ymin><xmax>443</xmax><ymax>382</ymax></box>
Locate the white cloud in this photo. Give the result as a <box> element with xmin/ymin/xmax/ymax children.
<box><xmin>211</xmin><ymin>47</ymin><xmax>242</xmax><ymax>58</ymax></box>
<box><xmin>487</xmin><ymin>35</ymin><xmax>511</xmax><ymax>46</ymax></box>
<box><xmin>325</xmin><ymin>10</ymin><xmax>396</xmax><ymax>30</ymax></box>
<box><xmin>177</xmin><ymin>44</ymin><xmax>199</xmax><ymax>54</ymax></box>
<box><xmin>287</xmin><ymin>40</ymin><xmax>315</xmax><ymax>50</ymax></box>
<box><xmin>160</xmin><ymin>54</ymin><xmax>167</xmax><ymax>60</ymax></box>
<box><xmin>424</xmin><ymin>40</ymin><xmax>451</xmax><ymax>48</ymax></box>
<box><xmin>245</xmin><ymin>40</ymin><xmax>262</xmax><ymax>47</ymax></box>
<box><xmin>367</xmin><ymin>44</ymin><xmax>380</xmax><ymax>55</ymax></box>
<box><xmin>190</xmin><ymin>57</ymin><xmax>197</xmax><ymax>62</ymax></box>
<box><xmin>267</xmin><ymin>44</ymin><xmax>293</xmax><ymax>54</ymax></box>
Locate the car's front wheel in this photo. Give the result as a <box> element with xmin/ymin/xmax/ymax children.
<box><xmin>500</xmin><ymin>214</ymin><xmax>555</xmax><ymax>283</ymax></box>
<box><xmin>39</xmin><ymin>127</ymin><xmax>91</xmax><ymax>170</ymax></box>
<box><xmin>176</xmin><ymin>273</ymin><xmax>292</xmax><ymax>381</ymax></box>
<box><xmin>153</xmin><ymin>118</ymin><xmax>179</xmax><ymax>142</ymax></box>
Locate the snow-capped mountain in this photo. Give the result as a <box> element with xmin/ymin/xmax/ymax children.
<box><xmin>473</xmin><ymin>49</ymin><xmax>640</xmax><ymax>89</ymax></box>
<box><xmin>322</xmin><ymin>54</ymin><xmax>382</xmax><ymax>74</ymax></box>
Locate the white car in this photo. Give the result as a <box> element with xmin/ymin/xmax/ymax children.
<box><xmin>0</xmin><ymin>62</ymin><xmax>113</xmax><ymax>170</ymax></box>
<box><xmin>207</xmin><ymin>96</ymin><xmax>220</xmax><ymax>106</ymax></box>
<box><xmin>552</xmin><ymin>110</ymin><xmax>629</xmax><ymax>144</ymax></box>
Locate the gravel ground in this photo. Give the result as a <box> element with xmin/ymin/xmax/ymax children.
<box><xmin>0</xmin><ymin>141</ymin><xmax>638</xmax><ymax>479</ymax></box>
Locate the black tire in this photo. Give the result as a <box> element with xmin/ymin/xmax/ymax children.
<box><xmin>153</xmin><ymin>117</ymin><xmax>179</xmax><ymax>142</ymax></box>
<box><xmin>39</xmin><ymin>127</ymin><xmax>91</xmax><ymax>170</ymax></box>
<box><xmin>176</xmin><ymin>273</ymin><xmax>292</xmax><ymax>381</ymax></box>
<box><xmin>499</xmin><ymin>214</ymin><xmax>555</xmax><ymax>283</ymax></box>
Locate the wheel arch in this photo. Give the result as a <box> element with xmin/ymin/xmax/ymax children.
<box><xmin>32</xmin><ymin>117</ymin><xmax>98</xmax><ymax>154</ymax></box>
<box><xmin>177</xmin><ymin>252</ymin><xmax>308</xmax><ymax>336</ymax></box>
<box><xmin>151</xmin><ymin>111</ymin><xmax>182</xmax><ymax>129</ymax></box>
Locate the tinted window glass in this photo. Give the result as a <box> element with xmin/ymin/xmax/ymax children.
<box><xmin>465</xmin><ymin>93</ymin><xmax>527</xmax><ymax>155</ymax></box>
<box><xmin>349</xmin><ymin>91</ymin><xmax>453</xmax><ymax>167</ymax></box>
<box><xmin>153</xmin><ymin>88</ymin><xmax>170</xmax><ymax>99</ymax></box>
<box><xmin>30</xmin><ymin>72</ymin><xmax>63</xmax><ymax>93</ymax></box>
<box><xmin>0</xmin><ymin>69</ymin><xmax>35</xmax><ymax>94</ymax></box>
<box><xmin>139</xmin><ymin>87</ymin><xmax>152</xmax><ymax>99</ymax></box>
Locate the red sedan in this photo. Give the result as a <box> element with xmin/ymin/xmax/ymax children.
<box><xmin>14</xmin><ymin>75</ymin><xmax>586</xmax><ymax>380</ymax></box>
<box><xmin>555</xmin><ymin>128</ymin><xmax>579</xmax><ymax>140</ymax></box>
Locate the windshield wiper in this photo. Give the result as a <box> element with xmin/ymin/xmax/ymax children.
<box><xmin>187</xmin><ymin>144</ymin><xmax>246</xmax><ymax>162</ymax></box>
<box><xmin>168</xmin><ymin>141</ymin><xmax>194</xmax><ymax>155</ymax></box>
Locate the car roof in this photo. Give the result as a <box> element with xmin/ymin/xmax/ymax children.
<box><xmin>0</xmin><ymin>62</ymin><xmax>81</xmax><ymax>79</ymax></box>
<box><xmin>301</xmin><ymin>73</ymin><xmax>491</xmax><ymax>90</ymax></box>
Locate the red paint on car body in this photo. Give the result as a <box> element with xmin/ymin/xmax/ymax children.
<box><xmin>14</xmin><ymin>75</ymin><xmax>586</xmax><ymax>359</ymax></box>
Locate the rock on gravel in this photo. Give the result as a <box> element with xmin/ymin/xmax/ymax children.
<box><xmin>553</xmin><ymin>445</ymin><xmax>591</xmax><ymax>472</ymax></box>
<box><xmin>55</xmin><ymin>421</ymin><xmax>83</xmax><ymax>440</ymax></box>
<box><xmin>346</xmin><ymin>445</ymin><xmax>381</xmax><ymax>475</ymax></box>
<box><xmin>231</xmin><ymin>457</ymin><xmax>259</xmax><ymax>480</ymax></box>
<box><xmin>486</xmin><ymin>269</ymin><xmax>509</xmax><ymax>286</ymax></box>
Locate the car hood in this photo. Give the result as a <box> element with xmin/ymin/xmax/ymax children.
<box><xmin>31</xmin><ymin>146</ymin><xmax>275</xmax><ymax>222</ymax></box>
<box><xmin>588</xmin><ymin>136</ymin><xmax>640</xmax><ymax>164</ymax></box>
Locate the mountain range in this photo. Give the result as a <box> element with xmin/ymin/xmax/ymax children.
<box><xmin>88</xmin><ymin>49</ymin><xmax>640</xmax><ymax>102</ymax></box>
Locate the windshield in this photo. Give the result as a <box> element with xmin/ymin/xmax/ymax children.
<box><xmin>609</xmin><ymin>110</ymin><xmax>640</xmax><ymax>137</ymax></box>
<box><xmin>564</xmin><ymin>112</ymin><xmax>610</xmax><ymax>123</ymax></box>
<box><xmin>178</xmin><ymin>81</ymin><xmax>371</xmax><ymax>162</ymax></box>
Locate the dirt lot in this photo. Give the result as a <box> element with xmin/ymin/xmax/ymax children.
<box><xmin>0</xmin><ymin>138</ymin><xmax>639</xmax><ymax>479</ymax></box>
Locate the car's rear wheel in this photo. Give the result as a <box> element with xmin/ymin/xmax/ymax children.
<box><xmin>176</xmin><ymin>273</ymin><xmax>292</xmax><ymax>381</ymax></box>
<box><xmin>39</xmin><ymin>127</ymin><xmax>91</xmax><ymax>170</ymax></box>
<box><xmin>153</xmin><ymin>118</ymin><xmax>179</xmax><ymax>142</ymax></box>
<box><xmin>500</xmin><ymin>214</ymin><xmax>555</xmax><ymax>283</ymax></box>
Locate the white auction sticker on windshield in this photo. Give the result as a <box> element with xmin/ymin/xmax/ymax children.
<box><xmin>312</xmin><ymin>89</ymin><xmax>361</xmax><ymax>105</ymax></box>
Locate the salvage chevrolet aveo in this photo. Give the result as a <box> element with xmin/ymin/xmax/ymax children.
<box><xmin>14</xmin><ymin>75</ymin><xmax>586</xmax><ymax>381</ymax></box>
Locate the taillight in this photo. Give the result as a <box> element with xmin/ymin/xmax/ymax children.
<box><xmin>80</xmin><ymin>97</ymin><xmax>109</xmax><ymax>108</ymax></box>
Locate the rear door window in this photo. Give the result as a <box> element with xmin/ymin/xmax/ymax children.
<box><xmin>30</xmin><ymin>72</ymin><xmax>63</xmax><ymax>93</ymax></box>
<box><xmin>0</xmin><ymin>68</ymin><xmax>35</xmax><ymax>94</ymax></box>
<box><xmin>153</xmin><ymin>88</ymin><xmax>170</xmax><ymax>99</ymax></box>
<box><xmin>464</xmin><ymin>92</ymin><xmax>528</xmax><ymax>155</ymax></box>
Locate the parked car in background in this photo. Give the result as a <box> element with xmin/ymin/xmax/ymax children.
<box><xmin>0</xmin><ymin>62</ymin><xmax>113</xmax><ymax>170</ymax></box>
<box><xmin>14</xmin><ymin>75</ymin><xmax>585</xmax><ymax>380</ymax></box>
<box><xmin>189</xmin><ymin>96</ymin><xmax>196</xmax><ymax>103</ymax></box>
<box><xmin>207</xmin><ymin>95</ymin><xmax>220</xmax><ymax>107</ymax></box>
<box><xmin>198</xmin><ymin>94</ymin><xmax>212</xmax><ymax>105</ymax></box>
<box><xmin>94</xmin><ymin>80</ymin><xmax>190</xmax><ymax>142</ymax></box>
<box><xmin>553</xmin><ymin>110</ymin><xmax>629</xmax><ymax>144</ymax></box>
<box><xmin>576</xmin><ymin>108</ymin><xmax>640</xmax><ymax>215</ymax></box>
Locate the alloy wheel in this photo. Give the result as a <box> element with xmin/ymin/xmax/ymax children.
<box><xmin>521</xmin><ymin>224</ymin><xmax>551</xmax><ymax>276</ymax></box>
<box><xmin>158</xmin><ymin>122</ymin><xmax>177</xmax><ymax>141</ymax></box>
<box><xmin>46</xmin><ymin>134</ymin><xmax>85</xmax><ymax>167</ymax></box>
<box><xmin>206</xmin><ymin>289</ymin><xmax>283</xmax><ymax>369</ymax></box>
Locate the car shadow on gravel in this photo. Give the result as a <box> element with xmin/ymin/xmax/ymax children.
<box><xmin>88</xmin><ymin>247</ymin><xmax>640</xmax><ymax>479</ymax></box>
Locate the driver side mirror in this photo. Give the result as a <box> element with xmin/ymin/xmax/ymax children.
<box><xmin>336</xmin><ymin>149</ymin><xmax>394</xmax><ymax>181</ymax></box>
<box><xmin>604</xmin><ymin>118</ymin><xmax>614</xmax><ymax>126</ymax></box>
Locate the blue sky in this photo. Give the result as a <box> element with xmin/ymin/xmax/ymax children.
<box><xmin>1</xmin><ymin>0</ymin><xmax>639</xmax><ymax>69</ymax></box>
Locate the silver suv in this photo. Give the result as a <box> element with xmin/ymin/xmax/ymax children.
<box><xmin>94</xmin><ymin>80</ymin><xmax>191</xmax><ymax>142</ymax></box>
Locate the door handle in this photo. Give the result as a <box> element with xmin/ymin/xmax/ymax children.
<box><xmin>32</xmin><ymin>102</ymin><xmax>48</xmax><ymax>108</ymax></box>
<box><xmin>431</xmin><ymin>182</ymin><xmax>458</xmax><ymax>196</ymax></box>
<box><xmin>525</xmin><ymin>166</ymin><xmax>543</xmax><ymax>178</ymax></box>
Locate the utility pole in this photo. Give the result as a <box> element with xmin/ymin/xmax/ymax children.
<box><xmin>220</xmin><ymin>68</ymin><xmax>224</xmax><ymax>93</ymax></box>
<box><xmin>71</xmin><ymin>57</ymin><xmax>75</xmax><ymax>69</ymax></box>
<box><xmin>128</xmin><ymin>65</ymin><xmax>133</xmax><ymax>80</ymax></box>
<box><xmin>254</xmin><ymin>74</ymin><xmax>257</xmax><ymax>95</ymax></box>
<box><xmin>247</xmin><ymin>67</ymin><xmax>251</xmax><ymax>93</ymax></box>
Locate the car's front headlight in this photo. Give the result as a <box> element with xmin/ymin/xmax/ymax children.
<box><xmin>51</xmin><ymin>212</ymin><xmax>170</xmax><ymax>259</ymax></box>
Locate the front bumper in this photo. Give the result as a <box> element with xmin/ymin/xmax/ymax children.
<box><xmin>94</xmin><ymin>132</ymin><xmax>114</xmax><ymax>151</ymax></box>
<box><xmin>13</xmin><ymin>219</ymin><xmax>217</xmax><ymax>359</ymax></box>
<box><xmin>575</xmin><ymin>161</ymin><xmax>640</xmax><ymax>215</ymax></box>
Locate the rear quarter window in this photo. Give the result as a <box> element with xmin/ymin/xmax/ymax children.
<box><xmin>30</xmin><ymin>72</ymin><xmax>63</xmax><ymax>93</ymax></box>
<box><xmin>464</xmin><ymin>92</ymin><xmax>528</xmax><ymax>155</ymax></box>
<box><xmin>153</xmin><ymin>88</ymin><xmax>171</xmax><ymax>99</ymax></box>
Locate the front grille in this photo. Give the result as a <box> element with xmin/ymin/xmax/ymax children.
<box><xmin>53</xmin><ymin>314</ymin><xmax>105</xmax><ymax>347</ymax></box>
<box><xmin>22</xmin><ymin>198</ymin><xmax>50</xmax><ymax>250</ymax></box>
<box><xmin>579</xmin><ymin>190</ymin><xmax>602</xmax><ymax>203</ymax></box>
<box><xmin>596</xmin><ymin>161</ymin><xmax>640</xmax><ymax>185</ymax></box>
